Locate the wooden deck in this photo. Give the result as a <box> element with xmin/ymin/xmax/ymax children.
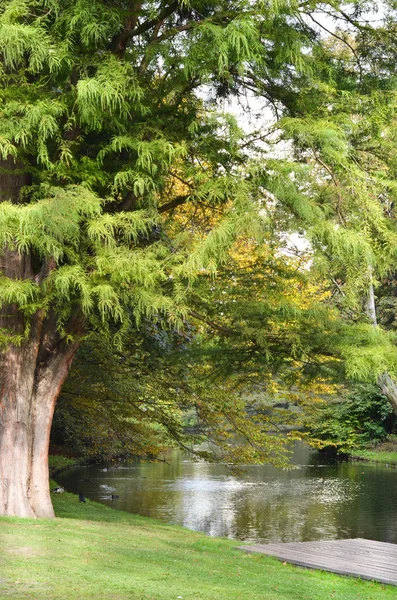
<box><xmin>237</xmin><ymin>538</ymin><xmax>397</xmax><ymax>586</ymax></box>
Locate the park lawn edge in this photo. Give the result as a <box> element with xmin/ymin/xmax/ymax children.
<box><xmin>350</xmin><ymin>435</ymin><xmax>397</xmax><ymax>466</ymax></box>
<box><xmin>48</xmin><ymin>454</ymin><xmax>80</xmax><ymax>472</ymax></box>
<box><xmin>0</xmin><ymin>485</ymin><xmax>395</xmax><ymax>599</ymax></box>
<box><xmin>351</xmin><ymin>450</ymin><xmax>397</xmax><ymax>466</ymax></box>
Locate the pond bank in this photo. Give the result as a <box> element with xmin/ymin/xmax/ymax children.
<box><xmin>48</xmin><ymin>454</ymin><xmax>94</xmax><ymax>477</ymax></box>
<box><xmin>0</xmin><ymin>487</ymin><xmax>394</xmax><ymax>600</ymax></box>
<box><xmin>54</xmin><ymin>447</ymin><xmax>397</xmax><ymax>544</ymax></box>
<box><xmin>350</xmin><ymin>435</ymin><xmax>397</xmax><ymax>466</ymax></box>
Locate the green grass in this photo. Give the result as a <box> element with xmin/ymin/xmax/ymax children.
<box><xmin>0</xmin><ymin>489</ymin><xmax>394</xmax><ymax>600</ymax></box>
<box><xmin>351</xmin><ymin>450</ymin><xmax>397</xmax><ymax>465</ymax></box>
<box><xmin>48</xmin><ymin>455</ymin><xmax>78</xmax><ymax>471</ymax></box>
<box><xmin>351</xmin><ymin>436</ymin><xmax>397</xmax><ymax>466</ymax></box>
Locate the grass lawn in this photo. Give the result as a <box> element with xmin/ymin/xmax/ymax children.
<box><xmin>0</xmin><ymin>488</ymin><xmax>394</xmax><ymax>600</ymax></box>
<box><xmin>48</xmin><ymin>455</ymin><xmax>78</xmax><ymax>472</ymax></box>
<box><xmin>351</xmin><ymin>436</ymin><xmax>397</xmax><ymax>466</ymax></box>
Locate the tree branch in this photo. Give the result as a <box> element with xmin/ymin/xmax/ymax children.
<box><xmin>188</xmin><ymin>309</ymin><xmax>236</xmax><ymax>336</ymax></box>
<box><xmin>158</xmin><ymin>194</ymin><xmax>190</xmax><ymax>213</ymax></box>
<box><xmin>111</xmin><ymin>1</ymin><xmax>179</xmax><ymax>54</ymax></box>
<box><xmin>304</xmin><ymin>12</ymin><xmax>363</xmax><ymax>81</ymax></box>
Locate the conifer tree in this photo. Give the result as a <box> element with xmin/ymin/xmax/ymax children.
<box><xmin>0</xmin><ymin>0</ymin><xmax>392</xmax><ymax>518</ymax></box>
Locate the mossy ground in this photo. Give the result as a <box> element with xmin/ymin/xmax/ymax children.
<box><xmin>0</xmin><ymin>485</ymin><xmax>395</xmax><ymax>599</ymax></box>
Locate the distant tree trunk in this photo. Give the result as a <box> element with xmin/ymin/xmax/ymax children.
<box><xmin>366</xmin><ymin>272</ymin><xmax>397</xmax><ymax>417</ymax></box>
<box><xmin>365</xmin><ymin>272</ymin><xmax>378</xmax><ymax>327</ymax></box>
<box><xmin>0</xmin><ymin>159</ymin><xmax>81</xmax><ymax>517</ymax></box>
<box><xmin>377</xmin><ymin>373</ymin><xmax>397</xmax><ymax>416</ymax></box>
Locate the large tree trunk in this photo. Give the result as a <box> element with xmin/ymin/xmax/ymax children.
<box><xmin>0</xmin><ymin>327</ymin><xmax>79</xmax><ymax>517</ymax></box>
<box><xmin>0</xmin><ymin>248</ymin><xmax>81</xmax><ymax>517</ymax></box>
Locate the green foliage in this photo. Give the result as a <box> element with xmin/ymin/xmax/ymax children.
<box><xmin>50</xmin><ymin>236</ymin><xmax>347</xmax><ymax>466</ymax></box>
<box><xmin>51</xmin><ymin>323</ymin><xmax>295</xmax><ymax>466</ymax></box>
<box><xmin>351</xmin><ymin>435</ymin><xmax>397</xmax><ymax>465</ymax></box>
<box><xmin>51</xmin><ymin>325</ymin><xmax>202</xmax><ymax>461</ymax></box>
<box><xmin>2</xmin><ymin>0</ymin><xmax>295</xmax><ymax>345</ymax></box>
<box><xmin>303</xmin><ymin>385</ymin><xmax>397</xmax><ymax>453</ymax></box>
<box><xmin>1</xmin><ymin>0</ymin><xmax>393</xmax><ymax>353</ymax></box>
<box><xmin>4</xmin><ymin>0</ymin><xmax>397</xmax><ymax>466</ymax></box>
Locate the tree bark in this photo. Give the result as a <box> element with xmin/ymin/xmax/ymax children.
<box><xmin>0</xmin><ymin>247</ymin><xmax>81</xmax><ymax>517</ymax></box>
<box><xmin>0</xmin><ymin>308</ymin><xmax>80</xmax><ymax>518</ymax></box>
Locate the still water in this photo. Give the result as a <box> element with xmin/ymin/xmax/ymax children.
<box><xmin>56</xmin><ymin>444</ymin><xmax>397</xmax><ymax>544</ymax></box>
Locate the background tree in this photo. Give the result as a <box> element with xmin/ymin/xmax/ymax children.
<box><xmin>235</xmin><ymin>9</ymin><xmax>397</xmax><ymax>416</ymax></box>
<box><xmin>302</xmin><ymin>384</ymin><xmax>396</xmax><ymax>454</ymax></box>
<box><xmin>52</xmin><ymin>234</ymin><xmax>342</xmax><ymax>465</ymax></box>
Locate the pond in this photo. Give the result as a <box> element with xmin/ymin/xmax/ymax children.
<box><xmin>56</xmin><ymin>443</ymin><xmax>397</xmax><ymax>544</ymax></box>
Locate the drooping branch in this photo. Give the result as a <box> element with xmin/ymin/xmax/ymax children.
<box><xmin>188</xmin><ymin>309</ymin><xmax>236</xmax><ymax>336</ymax></box>
<box><xmin>304</xmin><ymin>12</ymin><xmax>363</xmax><ymax>81</ymax></box>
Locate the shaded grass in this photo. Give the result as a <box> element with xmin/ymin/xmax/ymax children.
<box><xmin>48</xmin><ymin>455</ymin><xmax>77</xmax><ymax>471</ymax></box>
<box><xmin>351</xmin><ymin>436</ymin><xmax>397</xmax><ymax>466</ymax></box>
<box><xmin>0</xmin><ymin>489</ymin><xmax>395</xmax><ymax>599</ymax></box>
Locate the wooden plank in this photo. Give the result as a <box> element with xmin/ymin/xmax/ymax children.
<box><xmin>239</xmin><ymin>540</ymin><xmax>397</xmax><ymax>582</ymax></box>
<box><xmin>237</xmin><ymin>539</ymin><xmax>397</xmax><ymax>586</ymax></box>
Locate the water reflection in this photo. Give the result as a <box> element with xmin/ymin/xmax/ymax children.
<box><xmin>57</xmin><ymin>443</ymin><xmax>397</xmax><ymax>544</ymax></box>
